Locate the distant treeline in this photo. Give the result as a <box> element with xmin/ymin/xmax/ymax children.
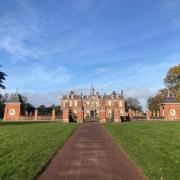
<box><xmin>37</xmin><ymin>105</ymin><xmax>62</xmax><ymax>116</ymax></box>
<box><xmin>21</xmin><ymin>104</ymin><xmax>62</xmax><ymax>116</ymax></box>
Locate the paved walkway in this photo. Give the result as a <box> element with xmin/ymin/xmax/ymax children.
<box><xmin>38</xmin><ymin>123</ymin><xmax>146</xmax><ymax>180</ymax></box>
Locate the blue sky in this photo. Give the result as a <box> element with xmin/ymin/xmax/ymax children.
<box><xmin>0</xmin><ymin>0</ymin><xmax>180</xmax><ymax>109</ymax></box>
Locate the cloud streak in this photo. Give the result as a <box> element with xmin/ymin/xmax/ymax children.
<box><xmin>6</xmin><ymin>63</ymin><xmax>72</xmax><ymax>91</ymax></box>
<box><xmin>95</xmin><ymin>67</ymin><xmax>112</xmax><ymax>73</ymax></box>
<box><xmin>0</xmin><ymin>0</ymin><xmax>46</xmax><ymax>60</ymax></box>
<box><xmin>163</xmin><ymin>0</ymin><xmax>180</xmax><ymax>29</ymax></box>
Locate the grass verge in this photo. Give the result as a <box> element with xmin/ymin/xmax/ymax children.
<box><xmin>0</xmin><ymin>121</ymin><xmax>78</xmax><ymax>180</ymax></box>
<box><xmin>104</xmin><ymin>121</ymin><xmax>180</xmax><ymax>180</ymax></box>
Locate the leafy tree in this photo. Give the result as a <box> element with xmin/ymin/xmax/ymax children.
<box><xmin>21</xmin><ymin>103</ymin><xmax>35</xmax><ymax>116</ymax></box>
<box><xmin>147</xmin><ymin>92</ymin><xmax>163</xmax><ymax>111</ymax></box>
<box><xmin>0</xmin><ymin>65</ymin><xmax>7</xmax><ymax>90</ymax></box>
<box><xmin>37</xmin><ymin>105</ymin><xmax>61</xmax><ymax>116</ymax></box>
<box><xmin>50</xmin><ymin>104</ymin><xmax>61</xmax><ymax>114</ymax></box>
<box><xmin>164</xmin><ymin>64</ymin><xmax>180</xmax><ymax>102</ymax></box>
<box><xmin>159</xmin><ymin>88</ymin><xmax>168</xmax><ymax>97</ymax></box>
<box><xmin>37</xmin><ymin>105</ymin><xmax>53</xmax><ymax>116</ymax></box>
<box><xmin>0</xmin><ymin>94</ymin><xmax>5</xmax><ymax>118</ymax></box>
<box><xmin>147</xmin><ymin>65</ymin><xmax>180</xmax><ymax>111</ymax></box>
<box><xmin>38</xmin><ymin>105</ymin><xmax>47</xmax><ymax>115</ymax></box>
<box><xmin>125</xmin><ymin>97</ymin><xmax>142</xmax><ymax>112</ymax></box>
<box><xmin>0</xmin><ymin>66</ymin><xmax>7</xmax><ymax>118</ymax></box>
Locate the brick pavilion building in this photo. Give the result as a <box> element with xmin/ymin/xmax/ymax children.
<box><xmin>160</xmin><ymin>91</ymin><xmax>180</xmax><ymax>120</ymax></box>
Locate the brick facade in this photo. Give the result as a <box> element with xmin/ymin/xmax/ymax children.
<box><xmin>3</xmin><ymin>93</ymin><xmax>26</xmax><ymax>121</ymax></box>
<box><xmin>99</xmin><ymin>108</ymin><xmax>106</xmax><ymax>123</ymax></box>
<box><xmin>77</xmin><ymin>108</ymin><xmax>83</xmax><ymax>123</ymax></box>
<box><xmin>62</xmin><ymin>108</ymin><xmax>69</xmax><ymax>122</ymax></box>
<box><xmin>114</xmin><ymin>108</ymin><xmax>121</xmax><ymax>122</ymax></box>
<box><xmin>160</xmin><ymin>103</ymin><xmax>180</xmax><ymax>120</ymax></box>
<box><xmin>52</xmin><ymin>109</ymin><xmax>56</xmax><ymax>121</ymax></box>
<box><xmin>61</xmin><ymin>86</ymin><xmax>125</xmax><ymax>123</ymax></box>
<box><xmin>4</xmin><ymin>102</ymin><xmax>21</xmax><ymax>121</ymax></box>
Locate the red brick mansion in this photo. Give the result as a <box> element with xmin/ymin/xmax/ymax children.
<box><xmin>61</xmin><ymin>85</ymin><xmax>125</xmax><ymax>123</ymax></box>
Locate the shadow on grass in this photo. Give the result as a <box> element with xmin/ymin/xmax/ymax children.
<box><xmin>0</xmin><ymin>121</ymin><xmax>57</xmax><ymax>126</ymax></box>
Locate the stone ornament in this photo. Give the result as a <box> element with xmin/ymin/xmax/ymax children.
<box><xmin>10</xmin><ymin>109</ymin><xmax>16</xmax><ymax>116</ymax></box>
<box><xmin>170</xmin><ymin>109</ymin><xmax>176</xmax><ymax>116</ymax></box>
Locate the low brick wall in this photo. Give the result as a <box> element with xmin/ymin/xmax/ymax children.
<box><xmin>20</xmin><ymin>116</ymin><xmax>34</xmax><ymax>120</ymax></box>
<box><xmin>37</xmin><ymin>116</ymin><xmax>52</xmax><ymax>120</ymax></box>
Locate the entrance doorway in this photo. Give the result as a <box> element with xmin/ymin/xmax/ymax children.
<box><xmin>69</xmin><ymin>110</ymin><xmax>77</xmax><ymax>122</ymax></box>
<box><xmin>89</xmin><ymin>109</ymin><xmax>98</xmax><ymax>122</ymax></box>
<box><xmin>90</xmin><ymin>110</ymin><xmax>95</xmax><ymax>118</ymax></box>
<box><xmin>84</xmin><ymin>109</ymin><xmax>99</xmax><ymax>122</ymax></box>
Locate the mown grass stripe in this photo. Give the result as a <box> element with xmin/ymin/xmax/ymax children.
<box><xmin>104</xmin><ymin>121</ymin><xmax>180</xmax><ymax>180</ymax></box>
<box><xmin>0</xmin><ymin>122</ymin><xmax>78</xmax><ymax>180</ymax></box>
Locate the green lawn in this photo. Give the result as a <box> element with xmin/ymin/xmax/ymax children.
<box><xmin>104</xmin><ymin>121</ymin><xmax>180</xmax><ymax>180</ymax></box>
<box><xmin>0</xmin><ymin>122</ymin><xmax>78</xmax><ymax>180</ymax></box>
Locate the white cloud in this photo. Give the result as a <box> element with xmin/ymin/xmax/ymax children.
<box><xmin>124</xmin><ymin>88</ymin><xmax>157</xmax><ymax>111</ymax></box>
<box><xmin>22</xmin><ymin>91</ymin><xmax>63</xmax><ymax>107</ymax></box>
<box><xmin>95</xmin><ymin>67</ymin><xmax>112</xmax><ymax>73</ymax></box>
